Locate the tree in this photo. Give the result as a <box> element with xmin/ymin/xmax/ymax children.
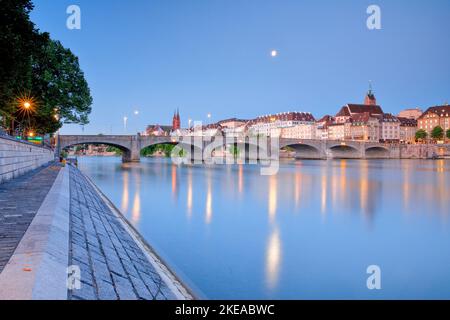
<box><xmin>446</xmin><ymin>129</ymin><xmax>450</xmax><ymax>140</ymax></box>
<box><xmin>106</xmin><ymin>146</ymin><xmax>123</xmax><ymax>155</ymax></box>
<box><xmin>0</xmin><ymin>0</ymin><xmax>92</xmax><ymax>135</ymax></box>
<box><xmin>0</xmin><ymin>0</ymin><xmax>37</xmax><ymax>115</ymax></box>
<box><xmin>415</xmin><ymin>129</ymin><xmax>427</xmax><ymax>141</ymax></box>
<box><xmin>431</xmin><ymin>126</ymin><xmax>444</xmax><ymax>141</ymax></box>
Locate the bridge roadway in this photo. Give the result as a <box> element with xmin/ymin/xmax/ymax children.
<box><xmin>57</xmin><ymin>134</ymin><xmax>412</xmax><ymax>162</ymax></box>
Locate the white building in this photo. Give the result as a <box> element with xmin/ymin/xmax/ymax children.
<box><xmin>380</xmin><ymin>113</ymin><xmax>400</xmax><ymax>142</ymax></box>
<box><xmin>248</xmin><ymin>112</ymin><xmax>316</xmax><ymax>137</ymax></box>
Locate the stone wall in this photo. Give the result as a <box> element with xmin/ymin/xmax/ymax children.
<box><xmin>0</xmin><ymin>136</ymin><xmax>55</xmax><ymax>183</ymax></box>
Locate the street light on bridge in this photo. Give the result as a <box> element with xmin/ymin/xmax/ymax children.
<box><xmin>123</xmin><ymin>116</ymin><xmax>128</xmax><ymax>133</ymax></box>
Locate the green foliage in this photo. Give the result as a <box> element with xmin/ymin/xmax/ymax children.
<box><xmin>141</xmin><ymin>144</ymin><xmax>176</xmax><ymax>157</ymax></box>
<box><xmin>415</xmin><ymin>129</ymin><xmax>427</xmax><ymax>141</ymax></box>
<box><xmin>0</xmin><ymin>0</ymin><xmax>36</xmax><ymax>115</ymax></box>
<box><xmin>106</xmin><ymin>146</ymin><xmax>123</xmax><ymax>155</ymax></box>
<box><xmin>229</xmin><ymin>145</ymin><xmax>240</xmax><ymax>158</ymax></box>
<box><xmin>446</xmin><ymin>129</ymin><xmax>450</xmax><ymax>140</ymax></box>
<box><xmin>431</xmin><ymin>126</ymin><xmax>444</xmax><ymax>141</ymax></box>
<box><xmin>0</xmin><ymin>0</ymin><xmax>92</xmax><ymax>134</ymax></box>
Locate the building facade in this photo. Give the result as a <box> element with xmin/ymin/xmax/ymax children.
<box><xmin>247</xmin><ymin>112</ymin><xmax>315</xmax><ymax>137</ymax></box>
<box><xmin>417</xmin><ymin>105</ymin><xmax>450</xmax><ymax>136</ymax></box>
<box><xmin>380</xmin><ymin>113</ymin><xmax>400</xmax><ymax>142</ymax></box>
<box><xmin>398</xmin><ymin>108</ymin><xmax>423</xmax><ymax>120</ymax></box>
<box><xmin>398</xmin><ymin>117</ymin><xmax>418</xmax><ymax>143</ymax></box>
<box><xmin>349</xmin><ymin>112</ymin><xmax>381</xmax><ymax>141</ymax></box>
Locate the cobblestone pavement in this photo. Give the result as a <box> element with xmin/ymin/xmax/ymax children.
<box><xmin>68</xmin><ymin>165</ymin><xmax>177</xmax><ymax>300</ymax></box>
<box><xmin>0</xmin><ymin>163</ymin><xmax>60</xmax><ymax>273</ymax></box>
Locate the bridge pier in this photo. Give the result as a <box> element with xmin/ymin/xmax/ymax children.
<box><xmin>123</xmin><ymin>135</ymin><xmax>141</xmax><ymax>162</ymax></box>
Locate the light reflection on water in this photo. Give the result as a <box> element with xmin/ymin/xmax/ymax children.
<box><xmin>78</xmin><ymin>157</ymin><xmax>450</xmax><ymax>299</ymax></box>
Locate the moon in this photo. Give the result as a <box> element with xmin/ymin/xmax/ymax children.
<box><xmin>271</xmin><ymin>50</ymin><xmax>278</xmax><ymax>57</ymax></box>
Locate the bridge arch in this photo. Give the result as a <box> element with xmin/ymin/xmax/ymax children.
<box><xmin>327</xmin><ymin>143</ymin><xmax>360</xmax><ymax>159</ymax></box>
<box><xmin>365</xmin><ymin>146</ymin><xmax>390</xmax><ymax>158</ymax></box>
<box><xmin>282</xmin><ymin>143</ymin><xmax>323</xmax><ymax>159</ymax></box>
<box><xmin>59</xmin><ymin>135</ymin><xmax>136</xmax><ymax>162</ymax></box>
<box><xmin>140</xmin><ymin>137</ymin><xmax>205</xmax><ymax>163</ymax></box>
<box><xmin>60</xmin><ymin>141</ymin><xmax>133</xmax><ymax>162</ymax></box>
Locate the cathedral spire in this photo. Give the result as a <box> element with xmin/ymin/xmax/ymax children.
<box><xmin>172</xmin><ymin>108</ymin><xmax>181</xmax><ymax>130</ymax></box>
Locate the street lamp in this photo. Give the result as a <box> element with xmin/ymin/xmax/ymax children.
<box><xmin>123</xmin><ymin>116</ymin><xmax>128</xmax><ymax>133</ymax></box>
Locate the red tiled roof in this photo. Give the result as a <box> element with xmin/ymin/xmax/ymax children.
<box><xmin>336</xmin><ymin>104</ymin><xmax>384</xmax><ymax>117</ymax></box>
<box><xmin>418</xmin><ymin>105</ymin><xmax>450</xmax><ymax>119</ymax></box>
<box><xmin>398</xmin><ymin>117</ymin><xmax>417</xmax><ymax>127</ymax></box>
<box><xmin>248</xmin><ymin>112</ymin><xmax>316</xmax><ymax>125</ymax></box>
<box><xmin>381</xmin><ymin>113</ymin><xmax>399</xmax><ymax>123</ymax></box>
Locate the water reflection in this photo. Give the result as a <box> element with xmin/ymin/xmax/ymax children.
<box><xmin>268</xmin><ymin>175</ymin><xmax>277</xmax><ymax>222</ymax></box>
<box><xmin>121</xmin><ymin>170</ymin><xmax>129</xmax><ymax>213</ymax></box>
<box><xmin>265</xmin><ymin>227</ymin><xmax>281</xmax><ymax>290</ymax></box>
<box><xmin>205</xmin><ymin>170</ymin><xmax>212</xmax><ymax>224</ymax></box>
<box><xmin>187</xmin><ymin>169</ymin><xmax>193</xmax><ymax>218</ymax></box>
<box><xmin>79</xmin><ymin>157</ymin><xmax>450</xmax><ymax>299</ymax></box>
<box><xmin>172</xmin><ymin>165</ymin><xmax>178</xmax><ymax>198</ymax></box>
<box><xmin>131</xmin><ymin>172</ymin><xmax>141</xmax><ymax>225</ymax></box>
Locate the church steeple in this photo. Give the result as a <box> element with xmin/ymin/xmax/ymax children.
<box><xmin>364</xmin><ymin>81</ymin><xmax>377</xmax><ymax>105</ymax></box>
<box><xmin>172</xmin><ymin>109</ymin><xmax>181</xmax><ymax>130</ymax></box>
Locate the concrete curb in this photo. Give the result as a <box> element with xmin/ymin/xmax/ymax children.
<box><xmin>0</xmin><ymin>166</ymin><xmax>70</xmax><ymax>300</ymax></box>
<box><xmin>81</xmin><ymin>168</ymin><xmax>195</xmax><ymax>300</ymax></box>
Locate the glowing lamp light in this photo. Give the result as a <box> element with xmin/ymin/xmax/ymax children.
<box><xmin>23</xmin><ymin>102</ymin><xmax>31</xmax><ymax>109</ymax></box>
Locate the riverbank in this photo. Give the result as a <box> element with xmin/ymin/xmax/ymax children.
<box><xmin>0</xmin><ymin>162</ymin><xmax>193</xmax><ymax>300</ymax></box>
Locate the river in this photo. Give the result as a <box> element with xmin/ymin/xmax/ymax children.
<box><xmin>78</xmin><ymin>156</ymin><xmax>450</xmax><ymax>299</ymax></box>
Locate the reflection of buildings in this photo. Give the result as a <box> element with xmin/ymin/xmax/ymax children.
<box><xmin>266</xmin><ymin>227</ymin><xmax>281</xmax><ymax>290</ymax></box>
<box><xmin>205</xmin><ymin>174</ymin><xmax>212</xmax><ymax>224</ymax></box>
<box><xmin>131</xmin><ymin>172</ymin><xmax>141</xmax><ymax>225</ymax></box>
<box><xmin>121</xmin><ymin>171</ymin><xmax>129</xmax><ymax>213</ymax></box>
<box><xmin>268</xmin><ymin>175</ymin><xmax>277</xmax><ymax>222</ymax></box>
<box><xmin>187</xmin><ymin>169</ymin><xmax>193</xmax><ymax>218</ymax></box>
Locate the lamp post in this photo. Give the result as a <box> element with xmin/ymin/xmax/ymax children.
<box><xmin>123</xmin><ymin>116</ymin><xmax>128</xmax><ymax>133</ymax></box>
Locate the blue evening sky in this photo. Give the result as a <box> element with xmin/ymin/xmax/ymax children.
<box><xmin>30</xmin><ymin>0</ymin><xmax>450</xmax><ymax>134</ymax></box>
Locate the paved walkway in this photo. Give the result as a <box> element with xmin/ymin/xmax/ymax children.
<box><xmin>0</xmin><ymin>163</ymin><xmax>61</xmax><ymax>273</ymax></box>
<box><xmin>68</xmin><ymin>166</ymin><xmax>179</xmax><ymax>300</ymax></box>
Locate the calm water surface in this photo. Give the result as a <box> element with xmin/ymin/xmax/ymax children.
<box><xmin>78</xmin><ymin>157</ymin><xmax>450</xmax><ymax>299</ymax></box>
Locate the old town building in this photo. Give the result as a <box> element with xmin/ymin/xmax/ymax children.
<box><xmin>247</xmin><ymin>112</ymin><xmax>315</xmax><ymax>137</ymax></box>
<box><xmin>349</xmin><ymin>112</ymin><xmax>381</xmax><ymax>141</ymax></box>
<box><xmin>335</xmin><ymin>89</ymin><xmax>384</xmax><ymax>124</ymax></box>
<box><xmin>380</xmin><ymin>113</ymin><xmax>400</xmax><ymax>142</ymax></box>
<box><xmin>417</xmin><ymin>105</ymin><xmax>450</xmax><ymax>135</ymax></box>
<box><xmin>398</xmin><ymin>117</ymin><xmax>418</xmax><ymax>143</ymax></box>
<box><xmin>398</xmin><ymin>108</ymin><xmax>423</xmax><ymax>120</ymax></box>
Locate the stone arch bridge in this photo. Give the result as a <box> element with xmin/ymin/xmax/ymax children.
<box><xmin>58</xmin><ymin>134</ymin><xmax>399</xmax><ymax>162</ymax></box>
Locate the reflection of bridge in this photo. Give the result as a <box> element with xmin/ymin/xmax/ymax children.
<box><xmin>58</xmin><ymin>134</ymin><xmax>405</xmax><ymax>162</ymax></box>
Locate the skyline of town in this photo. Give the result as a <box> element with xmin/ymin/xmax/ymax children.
<box><xmin>141</xmin><ymin>87</ymin><xmax>449</xmax><ymax>145</ymax></box>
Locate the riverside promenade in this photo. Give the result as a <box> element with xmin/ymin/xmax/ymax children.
<box><xmin>0</xmin><ymin>162</ymin><xmax>192</xmax><ymax>300</ymax></box>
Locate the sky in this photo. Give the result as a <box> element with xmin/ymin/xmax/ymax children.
<box><xmin>30</xmin><ymin>0</ymin><xmax>450</xmax><ymax>135</ymax></box>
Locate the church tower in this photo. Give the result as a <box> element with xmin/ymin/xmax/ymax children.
<box><xmin>172</xmin><ymin>109</ymin><xmax>181</xmax><ymax>130</ymax></box>
<box><xmin>364</xmin><ymin>81</ymin><xmax>377</xmax><ymax>105</ymax></box>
